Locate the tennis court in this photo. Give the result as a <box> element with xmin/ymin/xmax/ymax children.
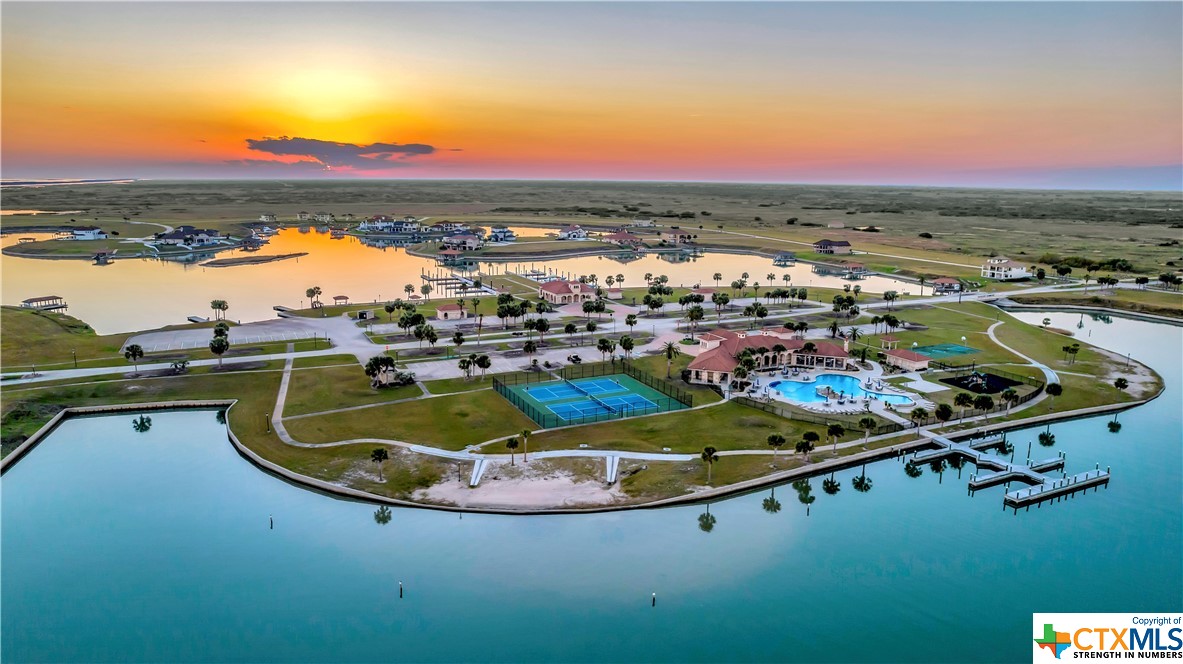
<box><xmin>496</xmin><ymin>372</ymin><xmax>689</xmax><ymax>426</ymax></box>
<box><xmin>913</xmin><ymin>343</ymin><xmax>980</xmax><ymax>359</ymax></box>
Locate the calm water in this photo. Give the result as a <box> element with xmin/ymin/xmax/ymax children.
<box><xmin>2</xmin><ymin>312</ymin><xmax>1179</xmax><ymax>662</ymax></box>
<box><xmin>770</xmin><ymin>373</ymin><xmax>915</xmax><ymax>405</ymax></box>
<box><xmin>1</xmin><ymin>229</ymin><xmax>913</xmax><ymax>334</ymax></box>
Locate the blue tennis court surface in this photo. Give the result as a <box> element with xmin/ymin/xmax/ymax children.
<box><xmin>524</xmin><ymin>377</ymin><xmax>625</xmax><ymax>403</ymax></box>
<box><xmin>547</xmin><ymin>394</ymin><xmax>658</xmax><ymax>420</ymax></box>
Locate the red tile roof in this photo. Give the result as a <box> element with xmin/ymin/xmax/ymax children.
<box><xmin>540</xmin><ymin>280</ymin><xmax>581</xmax><ymax>294</ymax></box>
<box><xmin>437</xmin><ymin>304</ymin><xmax>463</xmax><ymax>311</ymax></box>
<box><xmin>884</xmin><ymin>348</ymin><xmax>930</xmax><ymax>362</ymax></box>
<box><xmin>931</xmin><ymin>277</ymin><xmax>959</xmax><ymax>285</ymax></box>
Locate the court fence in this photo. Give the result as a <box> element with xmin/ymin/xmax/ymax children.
<box><xmin>929</xmin><ymin>361</ymin><xmax>1045</xmax><ymax>388</ymax></box>
<box><xmin>492</xmin><ymin>361</ymin><xmax>692</xmax><ymax>429</ymax></box>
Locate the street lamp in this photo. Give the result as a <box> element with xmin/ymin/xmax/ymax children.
<box><xmin>72</xmin><ymin>348</ymin><xmax>77</xmax><ymax>369</ymax></box>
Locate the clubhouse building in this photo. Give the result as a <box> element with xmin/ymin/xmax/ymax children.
<box><xmin>538</xmin><ymin>280</ymin><xmax>597</xmax><ymax>305</ymax></box>
<box><xmin>687</xmin><ymin>328</ymin><xmax>852</xmax><ymax>386</ymax></box>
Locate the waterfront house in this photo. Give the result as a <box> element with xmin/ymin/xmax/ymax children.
<box><xmin>156</xmin><ymin>225</ymin><xmax>220</xmax><ymax>246</ymax></box>
<box><xmin>442</xmin><ymin>234</ymin><xmax>483</xmax><ymax>251</ymax></box>
<box><xmin>20</xmin><ymin>295</ymin><xmax>67</xmax><ymax>310</ymax></box>
<box><xmin>538</xmin><ymin>280</ymin><xmax>596</xmax><ymax>305</ymax></box>
<box><xmin>432</xmin><ymin>221</ymin><xmax>468</xmax><ymax>233</ymax></box>
<box><xmin>662</xmin><ymin>231</ymin><xmax>694</xmax><ymax>244</ymax></box>
<box><xmin>258</xmin><ymin>214</ymin><xmax>276</xmax><ymax>223</ymax></box>
<box><xmin>631</xmin><ymin>216</ymin><xmax>655</xmax><ymax>227</ymax></box>
<box><xmin>436</xmin><ymin>303</ymin><xmax>467</xmax><ymax>320</ymax></box>
<box><xmin>314</xmin><ymin>212</ymin><xmax>335</xmax><ymax>223</ymax></box>
<box><xmin>603</xmin><ymin>231</ymin><xmax>644</xmax><ymax>247</ymax></box>
<box><xmin>69</xmin><ymin>226</ymin><xmax>107</xmax><ymax>241</ymax></box>
<box><xmin>813</xmin><ymin>239</ymin><xmax>852</xmax><ymax>255</ymax></box>
<box><xmin>687</xmin><ymin>328</ymin><xmax>851</xmax><ymax>386</ymax></box>
<box><xmin>296</xmin><ymin>211</ymin><xmax>311</xmax><ymax>221</ymax></box>
<box><xmin>882</xmin><ymin>348</ymin><xmax>931</xmax><ymax>372</ymax></box>
<box><xmin>980</xmin><ymin>256</ymin><xmax>1029</xmax><ymax>281</ymax></box>
<box><xmin>931</xmin><ymin>277</ymin><xmax>963</xmax><ymax>293</ymax></box>
<box><xmin>841</xmin><ymin>261</ymin><xmax>868</xmax><ymax>277</ymax></box>
<box><xmin>557</xmin><ymin>225</ymin><xmax>588</xmax><ymax>240</ymax></box>
<box><xmin>488</xmin><ymin>226</ymin><xmax>517</xmax><ymax>242</ymax></box>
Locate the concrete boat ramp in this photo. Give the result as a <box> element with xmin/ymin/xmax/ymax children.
<box><xmin>911</xmin><ymin>430</ymin><xmax>1110</xmax><ymax>510</ymax></box>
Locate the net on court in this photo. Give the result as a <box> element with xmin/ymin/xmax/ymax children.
<box><xmin>501</xmin><ymin>373</ymin><xmax>686</xmax><ymax>426</ymax></box>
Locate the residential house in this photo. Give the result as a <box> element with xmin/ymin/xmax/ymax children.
<box><xmin>314</xmin><ymin>212</ymin><xmax>335</xmax><ymax>223</ymax></box>
<box><xmin>813</xmin><ymin>239</ymin><xmax>852</xmax><ymax>255</ymax></box>
<box><xmin>662</xmin><ymin>231</ymin><xmax>694</xmax><ymax>244</ymax></box>
<box><xmin>296</xmin><ymin>211</ymin><xmax>311</xmax><ymax>221</ymax></box>
<box><xmin>931</xmin><ymin>277</ymin><xmax>962</xmax><ymax>293</ymax></box>
<box><xmin>442</xmin><ymin>234</ymin><xmax>483</xmax><ymax>251</ymax></box>
<box><xmin>557</xmin><ymin>225</ymin><xmax>588</xmax><ymax>240</ymax></box>
<box><xmin>686</xmin><ymin>328</ymin><xmax>851</xmax><ymax>386</ymax></box>
<box><xmin>538</xmin><ymin>280</ymin><xmax>596</xmax><ymax>305</ymax></box>
<box><xmin>603</xmin><ymin>231</ymin><xmax>644</xmax><ymax>247</ymax></box>
<box><xmin>156</xmin><ymin>225</ymin><xmax>220</xmax><ymax>246</ymax></box>
<box><xmin>258</xmin><ymin>214</ymin><xmax>276</xmax><ymax>223</ymax></box>
<box><xmin>882</xmin><ymin>348</ymin><xmax>931</xmax><ymax>372</ymax></box>
<box><xmin>631</xmin><ymin>216</ymin><xmax>655</xmax><ymax>227</ymax></box>
<box><xmin>69</xmin><ymin>226</ymin><xmax>107</xmax><ymax>240</ymax></box>
<box><xmin>488</xmin><ymin>226</ymin><xmax>517</xmax><ymax>242</ymax></box>
<box><xmin>432</xmin><ymin>221</ymin><xmax>468</xmax><ymax>233</ymax></box>
<box><xmin>980</xmin><ymin>256</ymin><xmax>1030</xmax><ymax>281</ymax></box>
<box><xmin>436</xmin><ymin>303</ymin><xmax>468</xmax><ymax>320</ymax></box>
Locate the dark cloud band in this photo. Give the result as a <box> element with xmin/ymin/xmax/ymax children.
<box><xmin>244</xmin><ymin>136</ymin><xmax>440</xmax><ymax>170</ymax></box>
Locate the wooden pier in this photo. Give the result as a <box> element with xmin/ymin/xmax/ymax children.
<box><xmin>913</xmin><ymin>431</ymin><xmax>1111</xmax><ymax>509</ymax></box>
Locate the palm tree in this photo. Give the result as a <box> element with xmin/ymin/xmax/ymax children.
<box><xmin>619</xmin><ymin>336</ymin><xmax>635</xmax><ymax>358</ymax></box>
<box><xmin>972</xmin><ymin>394</ymin><xmax>994</xmax><ymax>413</ymax></box>
<box><xmin>520</xmin><ymin>429</ymin><xmax>531</xmax><ymax>462</ymax></box>
<box><xmin>858</xmin><ymin>416</ymin><xmax>876</xmax><ymax>447</ymax></box>
<box><xmin>305</xmin><ymin>286</ymin><xmax>322</xmax><ymax>309</ymax></box>
<box><xmin>523</xmin><ymin>340</ymin><xmax>538</xmax><ymax>356</ymax></box>
<box><xmin>934</xmin><ymin>403</ymin><xmax>953</xmax><ymax>426</ymax></box>
<box><xmin>701</xmin><ymin>446</ymin><xmax>719</xmax><ymax>483</ymax></box>
<box><xmin>596</xmin><ymin>337</ymin><xmax>613</xmax><ymax>361</ymax></box>
<box><xmin>954</xmin><ymin>392</ymin><xmax>974</xmax><ymax>421</ymax></box>
<box><xmin>909</xmin><ymin>407</ymin><xmax>929</xmax><ymax>437</ymax></box>
<box><xmin>661</xmin><ymin>341</ymin><xmax>682</xmax><ymax>378</ymax></box>
<box><xmin>475</xmin><ymin>354</ymin><xmax>492</xmax><ymax>380</ymax></box>
<box><xmin>1000</xmin><ymin>388</ymin><xmax>1018</xmax><ymax>412</ymax></box>
<box><xmin>686</xmin><ymin>305</ymin><xmax>705</xmax><ymax>339</ymax></box>
<box><xmin>452</xmin><ymin>331</ymin><xmax>465</xmax><ymax>353</ymax></box>
<box><xmin>404</xmin><ymin>284</ymin><xmax>415</xmax><ymax>298</ymax></box>
<box><xmin>767</xmin><ymin>433</ymin><xmax>786</xmax><ymax>461</ymax></box>
<box><xmin>1038</xmin><ymin>431</ymin><xmax>1056</xmax><ymax>447</ymax></box>
<box><xmin>904</xmin><ymin>461</ymin><xmax>923</xmax><ymax>478</ymax></box>
<box><xmin>210</xmin><ymin>299</ymin><xmax>229</xmax><ymax>321</ymax></box>
<box><xmin>847</xmin><ymin>327</ymin><xmax>862</xmax><ymax>344</ymax></box>
<box><xmin>713</xmin><ymin>272</ymin><xmax>722</xmax><ymax>288</ymax></box>
<box><xmin>370</xmin><ymin>448</ymin><xmax>390</xmax><ymax>481</ymax></box>
<box><xmin>624</xmin><ymin>314</ymin><xmax>637</xmax><ymax>334</ymax></box>
<box><xmin>373</xmin><ymin>506</ymin><xmax>392</xmax><ymax>525</ymax></box>
<box><xmin>209</xmin><ymin>336</ymin><xmax>230</xmax><ymax>367</ymax></box>
<box><xmin>826</xmin><ymin>423</ymin><xmax>845</xmax><ymax>451</ymax></box>
<box><xmin>797</xmin><ymin>432</ymin><xmax>818</xmax><ymax>461</ymax></box>
<box><xmin>506</xmin><ymin>437</ymin><xmax>520</xmax><ymax>464</ymax></box>
<box><xmin>828</xmin><ymin>320</ymin><xmax>840</xmax><ymax>338</ymax></box>
<box><xmin>458</xmin><ymin>356</ymin><xmax>473</xmax><ymax>380</ymax></box>
<box><xmin>131</xmin><ymin>415</ymin><xmax>152</xmax><ymax>433</ymax></box>
<box><xmin>1045</xmin><ymin>382</ymin><xmax>1063</xmax><ymax>409</ymax></box>
<box><xmin>124</xmin><ymin>344</ymin><xmax>144</xmax><ymax>373</ymax></box>
<box><xmin>420</xmin><ymin>283</ymin><xmax>433</xmax><ymax>301</ymax></box>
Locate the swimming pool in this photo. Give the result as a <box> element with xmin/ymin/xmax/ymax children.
<box><xmin>768</xmin><ymin>374</ymin><xmax>915</xmax><ymax>405</ymax></box>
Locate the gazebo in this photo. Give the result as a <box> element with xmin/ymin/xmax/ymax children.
<box><xmin>333</xmin><ymin>295</ymin><xmax>350</xmax><ymax>305</ymax></box>
<box><xmin>879</xmin><ymin>334</ymin><xmax>900</xmax><ymax>350</ymax></box>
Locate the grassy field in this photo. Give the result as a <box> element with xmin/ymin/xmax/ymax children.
<box><xmin>4</xmin><ymin>181</ymin><xmax>1179</xmax><ymax>275</ymax></box>
<box><xmin>1008</xmin><ymin>288</ymin><xmax>1183</xmax><ymax>319</ymax></box>
<box><xmin>283</xmin><ymin>365</ymin><xmax>422</xmax><ymax>417</ymax></box>
<box><xmin>283</xmin><ymin>390</ymin><xmax>535</xmax><ymax>450</ymax></box>
<box><xmin>507</xmin><ymin>401</ymin><xmax>854</xmax><ymax>454</ymax></box>
<box><xmin>627</xmin><ymin>353</ymin><xmax>725</xmax><ymax>405</ymax></box>
<box><xmin>291</xmin><ymin>354</ymin><xmax>358</xmax><ymax>368</ymax></box>
<box><xmin>3</xmin><ymin>238</ymin><xmax>148</xmax><ymax>257</ymax></box>
<box><xmin>0</xmin><ymin>307</ymin><xmax>326</xmax><ymax>372</ymax></box>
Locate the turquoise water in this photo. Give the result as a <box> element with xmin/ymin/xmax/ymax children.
<box><xmin>769</xmin><ymin>373</ymin><xmax>915</xmax><ymax>405</ymax></box>
<box><xmin>2</xmin><ymin>311</ymin><xmax>1180</xmax><ymax>662</ymax></box>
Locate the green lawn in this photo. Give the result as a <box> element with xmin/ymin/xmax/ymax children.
<box><xmin>510</xmin><ymin>401</ymin><xmax>853</xmax><ymax>455</ymax></box>
<box><xmin>283</xmin><ymin>365</ymin><xmax>422</xmax><ymax>417</ymax></box>
<box><xmin>421</xmin><ymin>372</ymin><xmax>511</xmax><ymax>395</ymax></box>
<box><xmin>292</xmin><ymin>354</ymin><xmax>358</xmax><ymax>368</ymax></box>
<box><xmin>627</xmin><ymin>353</ymin><xmax>724</xmax><ymax>405</ymax></box>
<box><xmin>283</xmin><ymin>390</ymin><xmax>535</xmax><ymax>450</ymax></box>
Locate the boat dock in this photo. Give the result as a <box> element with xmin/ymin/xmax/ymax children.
<box><xmin>912</xmin><ymin>431</ymin><xmax>1110</xmax><ymax>509</ymax></box>
<box><xmin>20</xmin><ymin>295</ymin><xmax>67</xmax><ymax>311</ymax></box>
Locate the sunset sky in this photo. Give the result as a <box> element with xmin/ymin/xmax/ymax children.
<box><xmin>2</xmin><ymin>2</ymin><xmax>1180</xmax><ymax>189</ymax></box>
